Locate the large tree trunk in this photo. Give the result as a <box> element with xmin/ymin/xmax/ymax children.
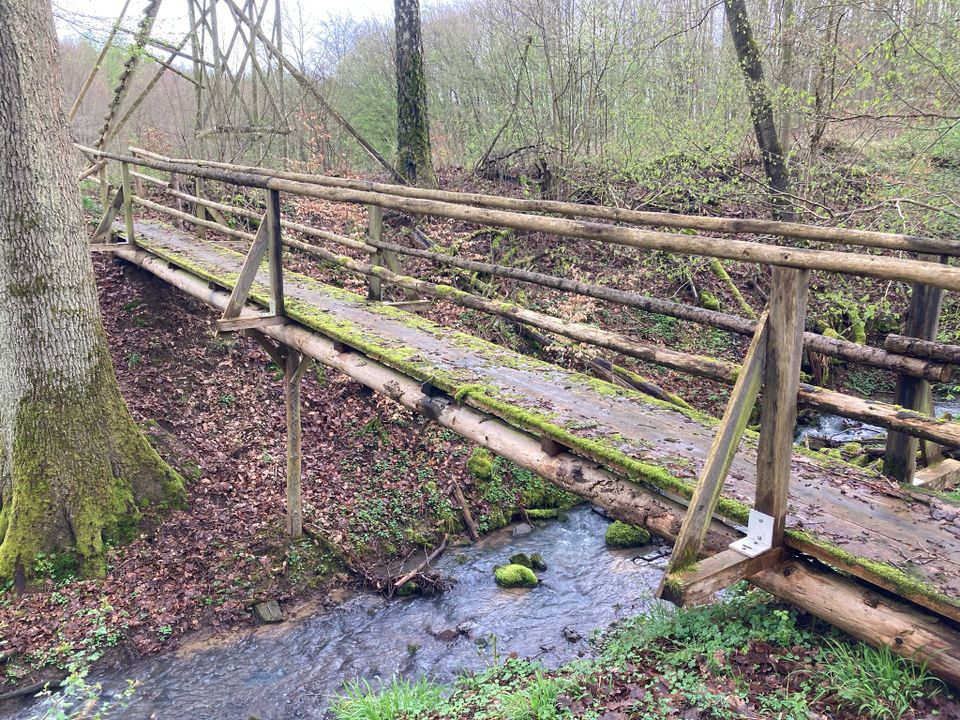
<box><xmin>0</xmin><ymin>0</ymin><xmax>184</xmax><ymax>582</ymax></box>
<box><xmin>394</xmin><ymin>0</ymin><xmax>437</xmax><ymax>188</ymax></box>
<box><xmin>722</xmin><ymin>0</ymin><xmax>793</xmax><ymax>220</ymax></box>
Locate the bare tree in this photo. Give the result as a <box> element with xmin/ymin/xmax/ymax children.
<box><xmin>722</xmin><ymin>0</ymin><xmax>793</xmax><ymax>219</ymax></box>
<box><xmin>395</xmin><ymin>0</ymin><xmax>437</xmax><ymax>187</ymax></box>
<box><xmin>0</xmin><ymin>0</ymin><xmax>184</xmax><ymax>584</ymax></box>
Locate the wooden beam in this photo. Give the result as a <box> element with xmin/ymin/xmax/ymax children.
<box><xmin>221</xmin><ymin>214</ymin><xmax>269</xmax><ymax>320</ymax></box>
<box><xmin>885</xmin><ymin>333</ymin><xmax>960</xmax><ymax>365</ymax></box>
<box><xmin>217</xmin><ymin>315</ymin><xmax>288</xmax><ymax>332</ymax></box>
<box><xmin>285</xmin><ymin>348</ymin><xmax>310</xmax><ymax>538</ymax></box>
<box><xmin>89</xmin><ymin>243</ymin><xmax>130</xmax><ymax>252</ymax></box>
<box><xmin>382</xmin><ymin>299</ymin><xmax>433</xmax><ymax>312</ymax></box>
<box><xmin>756</xmin><ymin>268</ymin><xmax>808</xmax><ymax>543</ymax></box>
<box><xmin>367</xmin><ymin>205</ymin><xmax>384</xmax><ymax>302</ymax></box>
<box><xmin>885</xmin><ymin>255</ymin><xmax>948</xmax><ymax>482</ymax></box>
<box><xmin>90</xmin><ymin>185</ymin><xmax>125</xmax><ymax>243</ymax></box>
<box><xmin>266</xmin><ymin>188</ymin><xmax>284</xmax><ymax>316</ymax></box>
<box><xmin>663</xmin><ymin>312</ymin><xmax>768</xmax><ymax>576</ymax></box>
<box><xmin>913</xmin><ymin>458</ymin><xmax>960</xmax><ymax>491</ymax></box>
<box><xmin>661</xmin><ymin>548</ymin><xmax>783</xmax><ymax>606</ymax></box>
<box><xmin>120</xmin><ymin>162</ymin><xmax>135</xmax><ymax>246</ymax></box>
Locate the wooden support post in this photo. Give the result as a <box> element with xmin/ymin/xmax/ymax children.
<box><xmin>90</xmin><ymin>185</ymin><xmax>126</xmax><ymax>244</ymax></box>
<box><xmin>98</xmin><ymin>162</ymin><xmax>109</xmax><ymax>211</ymax></box>
<box><xmin>221</xmin><ymin>217</ymin><xmax>269</xmax><ymax>321</ymax></box>
<box><xmin>663</xmin><ymin>311</ymin><xmax>769</xmax><ymax>576</ymax></box>
<box><xmin>367</xmin><ymin>205</ymin><xmax>384</xmax><ymax>301</ymax></box>
<box><xmin>884</xmin><ymin>255</ymin><xmax>947</xmax><ymax>483</ymax></box>
<box><xmin>285</xmin><ymin>348</ymin><xmax>311</xmax><ymax>538</ymax></box>
<box><xmin>755</xmin><ymin>267</ymin><xmax>808</xmax><ymax>543</ymax></box>
<box><xmin>120</xmin><ymin>161</ymin><xmax>135</xmax><ymax>246</ymax></box>
<box><xmin>195</xmin><ymin>177</ymin><xmax>207</xmax><ymax>239</ymax></box>
<box><xmin>266</xmin><ymin>188</ymin><xmax>284</xmax><ymax>316</ymax></box>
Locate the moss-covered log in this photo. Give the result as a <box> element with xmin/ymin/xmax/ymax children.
<box><xmin>0</xmin><ymin>0</ymin><xmax>184</xmax><ymax>581</ymax></box>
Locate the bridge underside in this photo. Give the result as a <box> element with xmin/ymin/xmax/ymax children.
<box><xmin>108</xmin><ymin>221</ymin><xmax>960</xmax><ymax>658</ymax></box>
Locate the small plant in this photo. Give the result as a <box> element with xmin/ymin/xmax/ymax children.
<box><xmin>124</xmin><ymin>351</ymin><xmax>142</xmax><ymax>369</ymax></box>
<box><xmin>813</xmin><ymin>639</ymin><xmax>941</xmax><ymax>719</ymax></box>
<box><xmin>331</xmin><ymin>677</ymin><xmax>443</xmax><ymax>720</ymax></box>
<box><xmin>499</xmin><ymin>668</ymin><xmax>571</xmax><ymax>720</ymax></box>
<box><xmin>218</xmin><ymin>393</ymin><xmax>236</xmax><ymax>407</ymax></box>
<box><xmin>37</xmin><ymin>654</ymin><xmax>137</xmax><ymax>720</ymax></box>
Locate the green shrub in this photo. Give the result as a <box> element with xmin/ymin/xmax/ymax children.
<box><xmin>604</xmin><ymin>520</ymin><xmax>650</xmax><ymax>548</ymax></box>
<box><xmin>494</xmin><ymin>563</ymin><xmax>538</xmax><ymax>588</ymax></box>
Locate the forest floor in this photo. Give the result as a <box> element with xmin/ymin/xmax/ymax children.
<box><xmin>2</xmin><ymin>159</ymin><xmax>959</xmax><ymax>716</ymax></box>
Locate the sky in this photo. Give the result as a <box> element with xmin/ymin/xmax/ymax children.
<box><xmin>54</xmin><ymin>0</ymin><xmax>397</xmax><ymax>46</ymax></box>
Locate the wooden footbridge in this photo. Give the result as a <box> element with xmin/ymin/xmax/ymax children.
<box><xmin>77</xmin><ymin>145</ymin><xmax>960</xmax><ymax>684</ymax></box>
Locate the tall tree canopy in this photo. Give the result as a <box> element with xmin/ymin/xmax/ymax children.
<box><xmin>394</xmin><ymin>0</ymin><xmax>437</xmax><ymax>187</ymax></box>
<box><xmin>0</xmin><ymin>0</ymin><xmax>183</xmax><ymax>584</ymax></box>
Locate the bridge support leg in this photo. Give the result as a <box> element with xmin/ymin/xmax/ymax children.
<box><xmin>756</xmin><ymin>266</ymin><xmax>808</xmax><ymax>543</ymax></box>
<box><xmin>367</xmin><ymin>204</ymin><xmax>383</xmax><ymax>301</ymax></box>
<box><xmin>120</xmin><ymin>161</ymin><xmax>135</xmax><ymax>246</ymax></box>
<box><xmin>284</xmin><ymin>347</ymin><xmax>310</xmax><ymax>538</ymax></box>
<box><xmin>884</xmin><ymin>254</ymin><xmax>947</xmax><ymax>483</ymax></box>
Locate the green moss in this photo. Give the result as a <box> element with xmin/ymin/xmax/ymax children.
<box><xmin>605</xmin><ymin>520</ymin><xmax>651</xmax><ymax>548</ymax></box>
<box><xmin>509</xmin><ymin>553</ymin><xmax>532</xmax><ymax>568</ymax></box>
<box><xmin>494</xmin><ymin>563</ymin><xmax>538</xmax><ymax>588</ymax></box>
<box><xmin>700</xmin><ymin>292</ymin><xmax>721</xmax><ymax>311</ymax></box>
<box><xmin>530</xmin><ymin>553</ymin><xmax>547</xmax><ymax>571</ymax></box>
<box><xmin>467</xmin><ymin>448</ymin><xmax>494</xmax><ymax>480</ymax></box>
<box><xmin>526</xmin><ymin>508</ymin><xmax>560</xmax><ymax>519</ymax></box>
<box><xmin>785</xmin><ymin>529</ymin><xmax>960</xmax><ymax>612</ymax></box>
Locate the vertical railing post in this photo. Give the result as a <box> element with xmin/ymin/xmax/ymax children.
<box><xmin>755</xmin><ymin>266</ymin><xmax>809</xmax><ymax>544</ymax></box>
<box><xmin>98</xmin><ymin>162</ymin><xmax>109</xmax><ymax>212</ymax></box>
<box><xmin>266</xmin><ymin>188</ymin><xmax>284</xmax><ymax>316</ymax></box>
<box><xmin>884</xmin><ymin>254</ymin><xmax>947</xmax><ymax>482</ymax></box>
<box><xmin>367</xmin><ymin>204</ymin><xmax>383</xmax><ymax>302</ymax></box>
<box><xmin>195</xmin><ymin>177</ymin><xmax>207</xmax><ymax>239</ymax></box>
<box><xmin>120</xmin><ymin>161</ymin><xmax>135</xmax><ymax>246</ymax></box>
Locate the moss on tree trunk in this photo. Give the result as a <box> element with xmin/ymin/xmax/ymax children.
<box><xmin>0</xmin><ymin>0</ymin><xmax>184</xmax><ymax>582</ymax></box>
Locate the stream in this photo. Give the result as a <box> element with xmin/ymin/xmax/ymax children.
<box><xmin>796</xmin><ymin>398</ymin><xmax>960</xmax><ymax>445</ymax></box>
<box><xmin>13</xmin><ymin>507</ymin><xmax>667</xmax><ymax>720</ymax></box>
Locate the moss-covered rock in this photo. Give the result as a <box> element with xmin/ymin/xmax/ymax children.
<box><xmin>700</xmin><ymin>292</ymin><xmax>721</xmax><ymax>311</ymax></box>
<box><xmin>509</xmin><ymin>553</ymin><xmax>532</xmax><ymax>567</ymax></box>
<box><xmin>526</xmin><ymin>508</ymin><xmax>559</xmax><ymax>520</ymax></box>
<box><xmin>494</xmin><ymin>563</ymin><xmax>538</xmax><ymax>588</ymax></box>
<box><xmin>397</xmin><ymin>581</ymin><xmax>420</xmax><ymax>597</ymax></box>
<box><xmin>605</xmin><ymin>520</ymin><xmax>651</xmax><ymax>548</ymax></box>
<box><xmin>530</xmin><ymin>553</ymin><xmax>547</xmax><ymax>571</ymax></box>
<box><xmin>467</xmin><ymin>448</ymin><xmax>494</xmax><ymax>480</ymax></box>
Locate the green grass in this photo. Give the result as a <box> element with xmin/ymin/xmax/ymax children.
<box><xmin>332</xmin><ymin>677</ymin><xmax>445</xmax><ymax>720</ymax></box>
<box><xmin>813</xmin><ymin>639</ymin><xmax>941</xmax><ymax>720</ymax></box>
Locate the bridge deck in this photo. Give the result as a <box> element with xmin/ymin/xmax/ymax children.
<box><xmin>125</xmin><ymin>220</ymin><xmax>960</xmax><ymax>621</ymax></box>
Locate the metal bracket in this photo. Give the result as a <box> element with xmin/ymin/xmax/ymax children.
<box><xmin>729</xmin><ymin>510</ymin><xmax>774</xmax><ymax>558</ymax></box>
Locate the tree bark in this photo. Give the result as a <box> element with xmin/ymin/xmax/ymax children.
<box><xmin>0</xmin><ymin>0</ymin><xmax>184</xmax><ymax>581</ymax></box>
<box><xmin>723</xmin><ymin>0</ymin><xmax>793</xmax><ymax>220</ymax></box>
<box><xmin>394</xmin><ymin>0</ymin><xmax>437</xmax><ymax>188</ymax></box>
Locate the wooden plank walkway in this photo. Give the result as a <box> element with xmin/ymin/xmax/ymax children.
<box><xmin>124</xmin><ymin>221</ymin><xmax>960</xmax><ymax>621</ymax></box>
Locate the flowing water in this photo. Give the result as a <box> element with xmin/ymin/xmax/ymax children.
<box><xmin>13</xmin><ymin>507</ymin><xmax>667</xmax><ymax>720</ymax></box>
<box><xmin>796</xmin><ymin>398</ymin><xmax>960</xmax><ymax>445</ymax></box>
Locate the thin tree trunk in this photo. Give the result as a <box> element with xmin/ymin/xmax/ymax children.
<box><xmin>394</xmin><ymin>0</ymin><xmax>437</xmax><ymax>188</ymax></box>
<box><xmin>722</xmin><ymin>0</ymin><xmax>793</xmax><ymax>220</ymax></box>
<box><xmin>0</xmin><ymin>0</ymin><xmax>184</xmax><ymax>582</ymax></box>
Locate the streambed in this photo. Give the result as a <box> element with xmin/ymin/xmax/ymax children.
<box><xmin>14</xmin><ymin>507</ymin><xmax>666</xmax><ymax>719</ymax></box>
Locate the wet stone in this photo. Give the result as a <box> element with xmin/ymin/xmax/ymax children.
<box><xmin>253</xmin><ymin>601</ymin><xmax>284</xmax><ymax>624</ymax></box>
<box><xmin>512</xmin><ymin>523</ymin><xmax>533</xmax><ymax>537</ymax></box>
<box><xmin>562</xmin><ymin>627</ymin><xmax>581</xmax><ymax>643</ymax></box>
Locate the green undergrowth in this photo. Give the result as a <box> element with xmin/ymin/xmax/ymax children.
<box><xmin>330</xmin><ymin>584</ymin><xmax>946</xmax><ymax>720</ymax></box>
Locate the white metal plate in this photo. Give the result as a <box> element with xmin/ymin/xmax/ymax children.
<box><xmin>729</xmin><ymin>509</ymin><xmax>774</xmax><ymax>558</ymax></box>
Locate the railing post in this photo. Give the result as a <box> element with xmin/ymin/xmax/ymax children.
<box><xmin>367</xmin><ymin>204</ymin><xmax>383</xmax><ymax>301</ymax></box>
<box><xmin>120</xmin><ymin>161</ymin><xmax>135</xmax><ymax>246</ymax></box>
<box><xmin>755</xmin><ymin>266</ymin><xmax>808</xmax><ymax>544</ymax></box>
<box><xmin>884</xmin><ymin>254</ymin><xmax>947</xmax><ymax>482</ymax></box>
<box><xmin>266</xmin><ymin>188</ymin><xmax>284</xmax><ymax>316</ymax></box>
<box><xmin>98</xmin><ymin>162</ymin><xmax>109</xmax><ymax>212</ymax></box>
<box><xmin>195</xmin><ymin>177</ymin><xmax>207</xmax><ymax>239</ymax></box>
